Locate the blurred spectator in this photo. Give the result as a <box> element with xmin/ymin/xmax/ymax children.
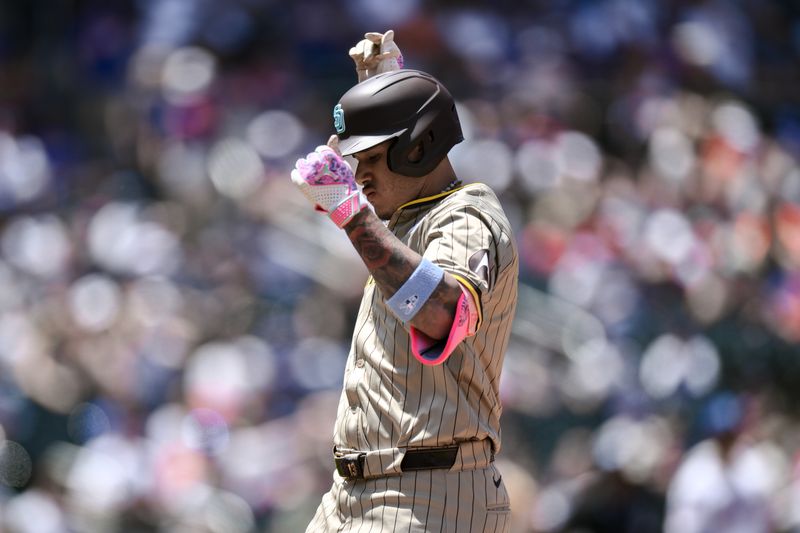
<box><xmin>664</xmin><ymin>393</ymin><xmax>786</xmax><ymax>533</ymax></box>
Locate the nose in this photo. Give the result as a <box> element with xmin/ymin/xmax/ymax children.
<box><xmin>355</xmin><ymin>164</ymin><xmax>369</xmax><ymax>186</ymax></box>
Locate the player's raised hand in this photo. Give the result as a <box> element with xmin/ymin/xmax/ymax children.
<box><xmin>290</xmin><ymin>145</ymin><xmax>367</xmax><ymax>228</ymax></box>
<box><xmin>373</xmin><ymin>30</ymin><xmax>403</xmax><ymax>73</ymax></box>
<box><xmin>349</xmin><ymin>30</ymin><xmax>403</xmax><ymax>82</ymax></box>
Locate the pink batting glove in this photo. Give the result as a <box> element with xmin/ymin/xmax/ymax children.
<box><xmin>290</xmin><ymin>143</ymin><xmax>367</xmax><ymax>228</ymax></box>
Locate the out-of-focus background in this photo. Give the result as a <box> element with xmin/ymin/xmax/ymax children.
<box><xmin>0</xmin><ymin>0</ymin><xmax>799</xmax><ymax>531</ymax></box>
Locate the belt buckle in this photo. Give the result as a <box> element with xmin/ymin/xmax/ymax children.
<box><xmin>335</xmin><ymin>452</ymin><xmax>366</xmax><ymax>480</ymax></box>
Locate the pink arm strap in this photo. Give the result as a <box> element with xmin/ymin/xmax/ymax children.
<box><xmin>410</xmin><ymin>283</ymin><xmax>479</xmax><ymax>365</ymax></box>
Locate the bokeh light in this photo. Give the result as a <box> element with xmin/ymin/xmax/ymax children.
<box><xmin>207</xmin><ymin>137</ymin><xmax>264</xmax><ymax>200</ymax></box>
<box><xmin>161</xmin><ymin>46</ymin><xmax>217</xmax><ymax>104</ymax></box>
<box><xmin>68</xmin><ymin>274</ymin><xmax>122</xmax><ymax>332</ymax></box>
<box><xmin>640</xmin><ymin>334</ymin><xmax>720</xmax><ymax>399</ymax></box>
<box><xmin>0</xmin><ymin>440</ymin><xmax>32</xmax><ymax>488</ymax></box>
<box><xmin>649</xmin><ymin>127</ymin><xmax>695</xmax><ymax>182</ymax></box>
<box><xmin>554</xmin><ymin>131</ymin><xmax>602</xmax><ymax>183</ymax></box>
<box><xmin>516</xmin><ymin>139</ymin><xmax>561</xmax><ymax>193</ymax></box>
<box><xmin>2</xmin><ymin>215</ymin><xmax>71</xmax><ymax>279</ymax></box>
<box><xmin>87</xmin><ymin>202</ymin><xmax>181</xmax><ymax>276</ymax></box>
<box><xmin>672</xmin><ymin>21</ymin><xmax>723</xmax><ymax>67</ymax></box>
<box><xmin>450</xmin><ymin>138</ymin><xmax>514</xmax><ymax>192</ymax></box>
<box><xmin>4</xmin><ymin>489</ymin><xmax>66</xmax><ymax>533</ymax></box>
<box><xmin>0</xmin><ymin>133</ymin><xmax>51</xmax><ymax>205</ymax></box>
<box><xmin>247</xmin><ymin>110</ymin><xmax>305</xmax><ymax>160</ymax></box>
<box><xmin>67</xmin><ymin>403</ymin><xmax>112</xmax><ymax>444</ymax></box>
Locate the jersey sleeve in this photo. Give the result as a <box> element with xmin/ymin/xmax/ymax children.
<box><xmin>421</xmin><ymin>201</ymin><xmax>500</xmax><ymax>324</ymax></box>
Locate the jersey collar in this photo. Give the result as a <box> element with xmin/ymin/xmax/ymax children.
<box><xmin>397</xmin><ymin>185</ymin><xmax>468</xmax><ymax>211</ymax></box>
<box><xmin>388</xmin><ymin>185</ymin><xmax>470</xmax><ymax>229</ymax></box>
<box><xmin>391</xmin><ymin>183</ymin><xmax>471</xmax><ymax>216</ymax></box>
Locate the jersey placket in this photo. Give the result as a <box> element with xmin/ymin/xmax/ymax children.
<box><xmin>342</xmin><ymin>354</ymin><xmax>367</xmax><ymax>447</ymax></box>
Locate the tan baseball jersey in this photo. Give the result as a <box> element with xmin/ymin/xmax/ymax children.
<box><xmin>308</xmin><ymin>183</ymin><xmax>518</xmax><ymax>532</ymax></box>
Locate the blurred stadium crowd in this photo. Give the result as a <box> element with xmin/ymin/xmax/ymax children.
<box><xmin>0</xmin><ymin>0</ymin><xmax>799</xmax><ymax>531</ymax></box>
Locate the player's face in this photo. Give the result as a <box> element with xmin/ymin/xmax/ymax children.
<box><xmin>352</xmin><ymin>141</ymin><xmax>427</xmax><ymax>220</ymax></box>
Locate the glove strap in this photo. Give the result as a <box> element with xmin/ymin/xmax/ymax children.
<box><xmin>330</xmin><ymin>190</ymin><xmax>368</xmax><ymax>228</ymax></box>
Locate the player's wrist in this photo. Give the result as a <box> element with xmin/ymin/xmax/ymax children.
<box><xmin>330</xmin><ymin>190</ymin><xmax>368</xmax><ymax>228</ymax></box>
<box><xmin>338</xmin><ymin>196</ymin><xmax>371</xmax><ymax>230</ymax></box>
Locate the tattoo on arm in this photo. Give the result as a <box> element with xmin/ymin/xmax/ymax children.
<box><xmin>345</xmin><ymin>210</ymin><xmax>416</xmax><ymax>294</ymax></box>
<box><xmin>345</xmin><ymin>215</ymin><xmax>393</xmax><ymax>269</ymax></box>
<box><xmin>344</xmin><ymin>210</ymin><xmax>460</xmax><ymax>339</ymax></box>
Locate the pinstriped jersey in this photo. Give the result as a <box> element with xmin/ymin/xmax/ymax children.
<box><xmin>333</xmin><ymin>183</ymin><xmax>518</xmax><ymax>457</ymax></box>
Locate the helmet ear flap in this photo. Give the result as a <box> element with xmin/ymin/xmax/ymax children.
<box><xmin>406</xmin><ymin>136</ymin><xmax>427</xmax><ymax>164</ymax></box>
<box><xmin>387</xmin><ymin>111</ymin><xmax>438</xmax><ymax>177</ymax></box>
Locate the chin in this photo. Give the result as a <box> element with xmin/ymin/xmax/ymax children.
<box><xmin>370</xmin><ymin>202</ymin><xmax>391</xmax><ymax>220</ymax></box>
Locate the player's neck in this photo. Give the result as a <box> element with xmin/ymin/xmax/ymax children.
<box><xmin>418</xmin><ymin>159</ymin><xmax>460</xmax><ymax>198</ymax></box>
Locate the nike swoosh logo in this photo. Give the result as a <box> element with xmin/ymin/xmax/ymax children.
<box><xmin>492</xmin><ymin>475</ymin><xmax>502</xmax><ymax>488</ymax></box>
<box><xmin>477</xmin><ymin>253</ymin><xmax>489</xmax><ymax>274</ymax></box>
<box><xmin>469</xmin><ymin>249</ymin><xmax>490</xmax><ymax>283</ymax></box>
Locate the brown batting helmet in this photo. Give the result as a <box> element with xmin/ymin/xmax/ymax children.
<box><xmin>333</xmin><ymin>69</ymin><xmax>464</xmax><ymax>177</ymax></box>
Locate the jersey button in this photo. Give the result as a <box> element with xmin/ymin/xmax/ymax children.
<box><xmin>355</xmin><ymin>359</ymin><xmax>365</xmax><ymax>368</ymax></box>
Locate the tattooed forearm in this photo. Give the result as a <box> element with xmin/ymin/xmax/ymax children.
<box><xmin>343</xmin><ymin>209</ymin><xmax>461</xmax><ymax>339</ymax></box>
<box><xmin>345</xmin><ymin>209</ymin><xmax>417</xmax><ymax>293</ymax></box>
<box><xmin>345</xmin><ymin>212</ymin><xmax>396</xmax><ymax>270</ymax></box>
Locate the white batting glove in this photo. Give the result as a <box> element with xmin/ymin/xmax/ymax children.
<box><xmin>349</xmin><ymin>30</ymin><xmax>404</xmax><ymax>82</ymax></box>
<box><xmin>291</xmin><ymin>140</ymin><xmax>367</xmax><ymax>228</ymax></box>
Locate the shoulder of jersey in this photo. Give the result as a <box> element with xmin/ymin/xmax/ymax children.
<box><xmin>443</xmin><ymin>183</ymin><xmax>500</xmax><ymax>208</ymax></box>
<box><xmin>443</xmin><ymin>183</ymin><xmax>514</xmax><ymax>236</ymax></box>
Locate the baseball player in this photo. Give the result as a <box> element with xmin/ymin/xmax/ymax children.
<box><xmin>291</xmin><ymin>31</ymin><xmax>518</xmax><ymax>532</ymax></box>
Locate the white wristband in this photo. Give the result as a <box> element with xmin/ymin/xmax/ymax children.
<box><xmin>386</xmin><ymin>259</ymin><xmax>444</xmax><ymax>322</ymax></box>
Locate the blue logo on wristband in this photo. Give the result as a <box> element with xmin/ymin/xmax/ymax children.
<box><xmin>333</xmin><ymin>104</ymin><xmax>346</xmax><ymax>134</ymax></box>
<box><xmin>402</xmin><ymin>294</ymin><xmax>419</xmax><ymax>315</ymax></box>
